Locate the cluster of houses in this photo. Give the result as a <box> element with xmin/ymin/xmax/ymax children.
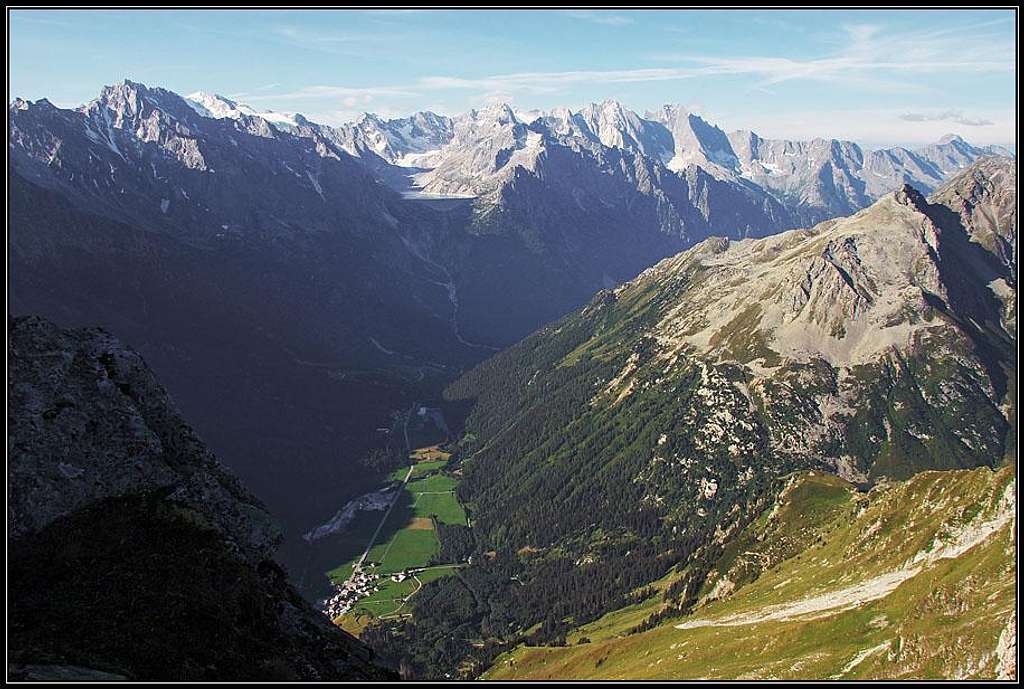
<box><xmin>322</xmin><ymin>564</ymin><xmax>381</xmax><ymax>618</ymax></box>
<box><xmin>320</xmin><ymin>563</ymin><xmax>419</xmax><ymax>619</ymax></box>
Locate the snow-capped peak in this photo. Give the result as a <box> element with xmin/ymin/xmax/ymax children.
<box><xmin>185</xmin><ymin>91</ymin><xmax>247</xmax><ymax>119</ymax></box>
<box><xmin>513</xmin><ymin>108</ymin><xmax>543</xmax><ymax>124</ymax></box>
<box><xmin>473</xmin><ymin>102</ymin><xmax>518</xmax><ymax>125</ymax></box>
<box><xmin>184</xmin><ymin>91</ymin><xmax>302</xmax><ymax>132</ymax></box>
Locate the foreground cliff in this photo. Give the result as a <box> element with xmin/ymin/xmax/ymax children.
<box><xmin>7</xmin><ymin>315</ymin><xmax>394</xmax><ymax>681</ymax></box>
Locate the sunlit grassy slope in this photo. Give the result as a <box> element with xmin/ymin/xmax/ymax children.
<box><xmin>485</xmin><ymin>466</ymin><xmax>1016</xmax><ymax>680</ymax></box>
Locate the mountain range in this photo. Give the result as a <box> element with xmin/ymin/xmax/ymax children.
<box><xmin>6</xmin><ymin>77</ymin><xmax>1017</xmax><ymax>681</ymax></box>
<box><xmin>187</xmin><ymin>90</ymin><xmax>1011</xmax><ymax>218</ymax></box>
<box><xmin>9</xmin><ymin>79</ymin><xmax>1012</xmax><ymax>575</ymax></box>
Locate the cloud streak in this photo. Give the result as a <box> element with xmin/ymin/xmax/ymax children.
<box><xmin>900</xmin><ymin>110</ymin><xmax>994</xmax><ymax>126</ymax></box>
<box><xmin>653</xmin><ymin>20</ymin><xmax>1014</xmax><ymax>92</ymax></box>
<box><xmin>562</xmin><ymin>10</ymin><xmax>634</xmax><ymax>26</ymax></box>
<box><xmin>419</xmin><ymin>67</ymin><xmax>697</xmax><ymax>94</ymax></box>
<box><xmin>243</xmin><ymin>84</ymin><xmax>418</xmax><ymax>102</ymax></box>
<box><xmin>412</xmin><ymin>21</ymin><xmax>1013</xmax><ymax>99</ymax></box>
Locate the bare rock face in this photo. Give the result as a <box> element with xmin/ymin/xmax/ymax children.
<box><xmin>927</xmin><ymin>157</ymin><xmax>1017</xmax><ymax>333</ymax></box>
<box><xmin>7</xmin><ymin>315</ymin><xmax>395</xmax><ymax>681</ymax></box>
<box><xmin>8</xmin><ymin>315</ymin><xmax>280</xmax><ymax>559</ymax></box>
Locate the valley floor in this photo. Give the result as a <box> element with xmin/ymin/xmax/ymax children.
<box><xmin>322</xmin><ymin>444</ymin><xmax>471</xmax><ymax>631</ymax></box>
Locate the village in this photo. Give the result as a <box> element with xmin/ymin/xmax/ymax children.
<box><xmin>321</xmin><ymin>562</ymin><xmax>423</xmax><ymax>619</ymax></box>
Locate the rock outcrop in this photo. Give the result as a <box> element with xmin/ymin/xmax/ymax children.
<box><xmin>7</xmin><ymin>315</ymin><xmax>395</xmax><ymax>681</ymax></box>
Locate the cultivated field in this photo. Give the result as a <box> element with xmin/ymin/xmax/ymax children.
<box><xmin>331</xmin><ymin>446</ymin><xmax>468</xmax><ymax>625</ymax></box>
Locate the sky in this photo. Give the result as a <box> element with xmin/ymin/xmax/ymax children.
<box><xmin>7</xmin><ymin>8</ymin><xmax>1018</xmax><ymax>147</ymax></box>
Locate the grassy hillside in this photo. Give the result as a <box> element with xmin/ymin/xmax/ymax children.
<box><xmin>485</xmin><ymin>465</ymin><xmax>1016</xmax><ymax>680</ymax></box>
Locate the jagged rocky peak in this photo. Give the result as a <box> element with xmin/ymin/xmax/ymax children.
<box><xmin>85</xmin><ymin>78</ymin><xmax>185</xmax><ymax>122</ymax></box>
<box><xmin>571</xmin><ymin>99</ymin><xmax>673</xmax><ymax>157</ymax></box>
<box><xmin>407</xmin><ymin>109</ymin><xmax>453</xmax><ymax>131</ymax></box>
<box><xmin>579</xmin><ymin>98</ymin><xmax>633</xmax><ymax>124</ymax></box>
<box><xmin>184</xmin><ymin>90</ymin><xmax>244</xmax><ymax>118</ymax></box>
<box><xmin>647</xmin><ymin>102</ymin><xmax>688</xmax><ymax>123</ymax></box>
<box><xmin>649</xmin><ymin>105</ymin><xmax>739</xmax><ymax>173</ymax></box>
<box><xmin>89</xmin><ymin>78</ymin><xmax>147</xmax><ymax>110</ymax></box>
<box><xmin>931</xmin><ymin>154</ymin><xmax>1016</xmax><ymax>214</ymax></box>
<box><xmin>894</xmin><ymin>181</ymin><xmax>930</xmax><ymax>209</ymax></box>
<box><xmin>578</xmin><ymin>99</ymin><xmax>627</xmax><ymax>130</ymax></box>
<box><xmin>472</xmin><ymin>101</ymin><xmax>519</xmax><ymax>126</ymax></box>
<box><xmin>648</xmin><ymin>105</ymin><xmax>722</xmax><ymax>139</ymax></box>
<box><xmin>184</xmin><ymin>90</ymin><xmax>303</xmax><ymax>133</ymax></box>
<box><xmin>641</xmin><ymin>159</ymin><xmax>1016</xmax><ymax>377</ymax></box>
<box><xmin>928</xmin><ymin>155</ymin><xmax>1017</xmax><ymax>328</ymax></box>
<box><xmin>75</xmin><ymin>78</ymin><xmax>214</xmax><ymax>151</ymax></box>
<box><xmin>346</xmin><ymin>109</ymin><xmax>454</xmax><ymax>161</ymax></box>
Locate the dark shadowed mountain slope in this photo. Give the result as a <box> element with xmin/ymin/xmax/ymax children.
<box><xmin>7</xmin><ymin>315</ymin><xmax>395</xmax><ymax>681</ymax></box>
<box><xmin>8</xmin><ymin>82</ymin><xmax>486</xmax><ymax>564</ymax></box>
<box><xmin>4</xmin><ymin>82</ymin><xmax>801</xmax><ymax>565</ymax></box>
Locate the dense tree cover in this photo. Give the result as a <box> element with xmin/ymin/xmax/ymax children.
<box><xmin>360</xmin><ymin>292</ymin><xmax>790</xmax><ymax>678</ymax></box>
<box><xmin>432</xmin><ymin>523</ymin><xmax>475</xmax><ymax>565</ymax></box>
<box><xmin>362</xmin><ymin>252</ymin><xmax>1012</xmax><ymax>679</ymax></box>
<box><xmin>357</xmin><ymin>443</ymin><xmax>406</xmax><ymax>475</ymax></box>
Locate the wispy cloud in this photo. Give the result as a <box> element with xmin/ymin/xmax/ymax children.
<box><xmin>9</xmin><ymin>13</ymin><xmax>76</xmax><ymax>29</ymax></box>
<box><xmin>272</xmin><ymin>25</ymin><xmax>385</xmax><ymax>45</ymax></box>
<box><xmin>419</xmin><ymin>67</ymin><xmax>696</xmax><ymax>94</ymax></box>
<box><xmin>563</xmin><ymin>10</ymin><xmax>634</xmax><ymax>27</ymax></box>
<box><xmin>653</xmin><ymin>20</ymin><xmax>1014</xmax><ymax>92</ymax></box>
<box><xmin>411</xmin><ymin>20</ymin><xmax>1013</xmax><ymax>101</ymax></box>
<box><xmin>900</xmin><ymin>110</ymin><xmax>994</xmax><ymax>126</ymax></box>
<box><xmin>243</xmin><ymin>84</ymin><xmax>418</xmax><ymax>102</ymax></box>
<box><xmin>226</xmin><ymin>83</ymin><xmax>280</xmax><ymax>99</ymax></box>
<box><xmin>267</xmin><ymin>24</ymin><xmax>405</xmax><ymax>55</ymax></box>
<box><xmin>172</xmin><ymin>19</ymin><xmax>403</xmax><ymax>58</ymax></box>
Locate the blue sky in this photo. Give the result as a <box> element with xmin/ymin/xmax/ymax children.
<box><xmin>8</xmin><ymin>9</ymin><xmax>1017</xmax><ymax>147</ymax></box>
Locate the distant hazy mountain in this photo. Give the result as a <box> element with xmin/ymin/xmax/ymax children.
<box><xmin>175</xmin><ymin>88</ymin><xmax>1009</xmax><ymax>228</ymax></box>
<box><xmin>322</xmin><ymin>96</ymin><xmax>1008</xmax><ymax>222</ymax></box>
